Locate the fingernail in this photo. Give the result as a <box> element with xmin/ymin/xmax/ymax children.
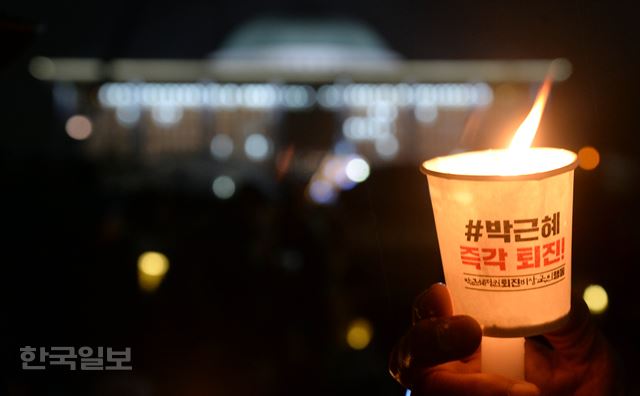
<box><xmin>509</xmin><ymin>382</ymin><xmax>540</xmax><ymax>396</ymax></box>
<box><xmin>413</xmin><ymin>283</ymin><xmax>447</xmax><ymax>321</ymax></box>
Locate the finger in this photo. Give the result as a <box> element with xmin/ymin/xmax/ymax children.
<box><xmin>413</xmin><ymin>370</ymin><xmax>540</xmax><ymax>396</ymax></box>
<box><xmin>389</xmin><ymin>315</ymin><xmax>481</xmax><ymax>387</ymax></box>
<box><xmin>412</xmin><ymin>283</ymin><xmax>453</xmax><ymax>324</ymax></box>
<box><xmin>543</xmin><ymin>295</ymin><xmax>599</xmax><ymax>362</ymax></box>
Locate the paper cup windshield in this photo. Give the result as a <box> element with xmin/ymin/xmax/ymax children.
<box><xmin>421</xmin><ymin>148</ymin><xmax>578</xmax><ymax>337</ymax></box>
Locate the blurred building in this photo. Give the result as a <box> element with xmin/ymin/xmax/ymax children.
<box><xmin>32</xmin><ymin>17</ymin><xmax>569</xmax><ymax>202</ymax></box>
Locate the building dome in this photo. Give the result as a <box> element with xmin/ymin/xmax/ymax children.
<box><xmin>210</xmin><ymin>17</ymin><xmax>399</xmax><ymax>73</ymax></box>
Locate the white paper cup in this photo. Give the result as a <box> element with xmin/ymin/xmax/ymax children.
<box><xmin>421</xmin><ymin>148</ymin><xmax>578</xmax><ymax>337</ymax></box>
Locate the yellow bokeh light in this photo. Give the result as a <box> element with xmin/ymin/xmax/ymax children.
<box><xmin>583</xmin><ymin>284</ymin><xmax>608</xmax><ymax>314</ymax></box>
<box><xmin>577</xmin><ymin>146</ymin><xmax>600</xmax><ymax>170</ymax></box>
<box><xmin>138</xmin><ymin>251</ymin><xmax>169</xmax><ymax>276</ymax></box>
<box><xmin>346</xmin><ymin>318</ymin><xmax>373</xmax><ymax>350</ymax></box>
<box><xmin>29</xmin><ymin>56</ymin><xmax>56</xmax><ymax>80</ymax></box>
<box><xmin>137</xmin><ymin>251</ymin><xmax>169</xmax><ymax>293</ymax></box>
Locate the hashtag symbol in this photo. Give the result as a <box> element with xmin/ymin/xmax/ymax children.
<box><xmin>465</xmin><ymin>220</ymin><xmax>483</xmax><ymax>242</ymax></box>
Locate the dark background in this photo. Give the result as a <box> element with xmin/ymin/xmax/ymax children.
<box><xmin>2</xmin><ymin>1</ymin><xmax>639</xmax><ymax>395</ymax></box>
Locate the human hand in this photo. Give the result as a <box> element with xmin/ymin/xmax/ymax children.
<box><xmin>389</xmin><ymin>283</ymin><xmax>619</xmax><ymax>396</ymax></box>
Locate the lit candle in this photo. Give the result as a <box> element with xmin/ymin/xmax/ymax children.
<box><xmin>421</xmin><ymin>77</ymin><xmax>577</xmax><ymax>379</ymax></box>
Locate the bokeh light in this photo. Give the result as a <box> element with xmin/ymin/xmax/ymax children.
<box><xmin>583</xmin><ymin>284</ymin><xmax>609</xmax><ymax>314</ymax></box>
<box><xmin>345</xmin><ymin>157</ymin><xmax>370</xmax><ymax>183</ymax></box>
<box><xmin>212</xmin><ymin>176</ymin><xmax>236</xmax><ymax>199</ymax></box>
<box><xmin>414</xmin><ymin>105</ymin><xmax>438</xmax><ymax>124</ymax></box>
<box><xmin>245</xmin><ymin>133</ymin><xmax>270</xmax><ymax>161</ymax></box>
<box><xmin>308</xmin><ymin>179</ymin><xmax>337</xmax><ymax>205</ymax></box>
<box><xmin>138</xmin><ymin>251</ymin><xmax>170</xmax><ymax>276</ymax></box>
<box><xmin>138</xmin><ymin>251</ymin><xmax>170</xmax><ymax>293</ymax></box>
<box><xmin>151</xmin><ymin>105</ymin><xmax>183</xmax><ymax>126</ymax></box>
<box><xmin>322</xmin><ymin>157</ymin><xmax>354</xmax><ymax>190</ymax></box>
<box><xmin>346</xmin><ymin>318</ymin><xmax>373</xmax><ymax>350</ymax></box>
<box><xmin>210</xmin><ymin>134</ymin><xmax>234</xmax><ymax>160</ymax></box>
<box><xmin>577</xmin><ymin>146</ymin><xmax>600</xmax><ymax>170</ymax></box>
<box><xmin>29</xmin><ymin>56</ymin><xmax>55</xmax><ymax>80</ymax></box>
<box><xmin>375</xmin><ymin>134</ymin><xmax>399</xmax><ymax>159</ymax></box>
<box><xmin>65</xmin><ymin>115</ymin><xmax>93</xmax><ymax>140</ymax></box>
<box><xmin>115</xmin><ymin>106</ymin><xmax>141</xmax><ymax>127</ymax></box>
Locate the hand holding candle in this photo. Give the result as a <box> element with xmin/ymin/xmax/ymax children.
<box><xmin>420</xmin><ymin>77</ymin><xmax>575</xmax><ymax>381</ymax></box>
<box><xmin>389</xmin><ymin>283</ymin><xmax>619</xmax><ymax>396</ymax></box>
<box><xmin>390</xmin><ymin>77</ymin><xmax>619</xmax><ymax>395</ymax></box>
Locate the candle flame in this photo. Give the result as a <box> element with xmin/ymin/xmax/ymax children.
<box><xmin>422</xmin><ymin>73</ymin><xmax>577</xmax><ymax>177</ymax></box>
<box><xmin>508</xmin><ymin>77</ymin><xmax>553</xmax><ymax>153</ymax></box>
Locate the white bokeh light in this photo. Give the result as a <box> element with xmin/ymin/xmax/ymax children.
<box><xmin>212</xmin><ymin>176</ymin><xmax>236</xmax><ymax>199</ymax></box>
<box><xmin>116</xmin><ymin>106</ymin><xmax>141</xmax><ymax>127</ymax></box>
<box><xmin>244</xmin><ymin>133</ymin><xmax>270</xmax><ymax>161</ymax></box>
<box><xmin>368</xmin><ymin>103</ymin><xmax>398</xmax><ymax>121</ymax></box>
<box><xmin>96</xmin><ymin>82</ymin><xmax>493</xmax><ymax>110</ymax></box>
<box><xmin>415</xmin><ymin>105</ymin><xmax>438</xmax><ymax>124</ymax></box>
<box><xmin>210</xmin><ymin>134</ymin><xmax>234</xmax><ymax>160</ymax></box>
<box><xmin>375</xmin><ymin>134</ymin><xmax>399</xmax><ymax>159</ymax></box>
<box><xmin>345</xmin><ymin>157</ymin><xmax>370</xmax><ymax>183</ymax></box>
<box><xmin>151</xmin><ymin>105</ymin><xmax>183</xmax><ymax>126</ymax></box>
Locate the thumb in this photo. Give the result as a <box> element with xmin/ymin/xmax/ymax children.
<box><xmin>389</xmin><ymin>315</ymin><xmax>481</xmax><ymax>387</ymax></box>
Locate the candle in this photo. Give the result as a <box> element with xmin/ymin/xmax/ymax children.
<box><xmin>481</xmin><ymin>336</ymin><xmax>525</xmax><ymax>380</ymax></box>
<box><xmin>420</xmin><ymin>77</ymin><xmax>577</xmax><ymax>379</ymax></box>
